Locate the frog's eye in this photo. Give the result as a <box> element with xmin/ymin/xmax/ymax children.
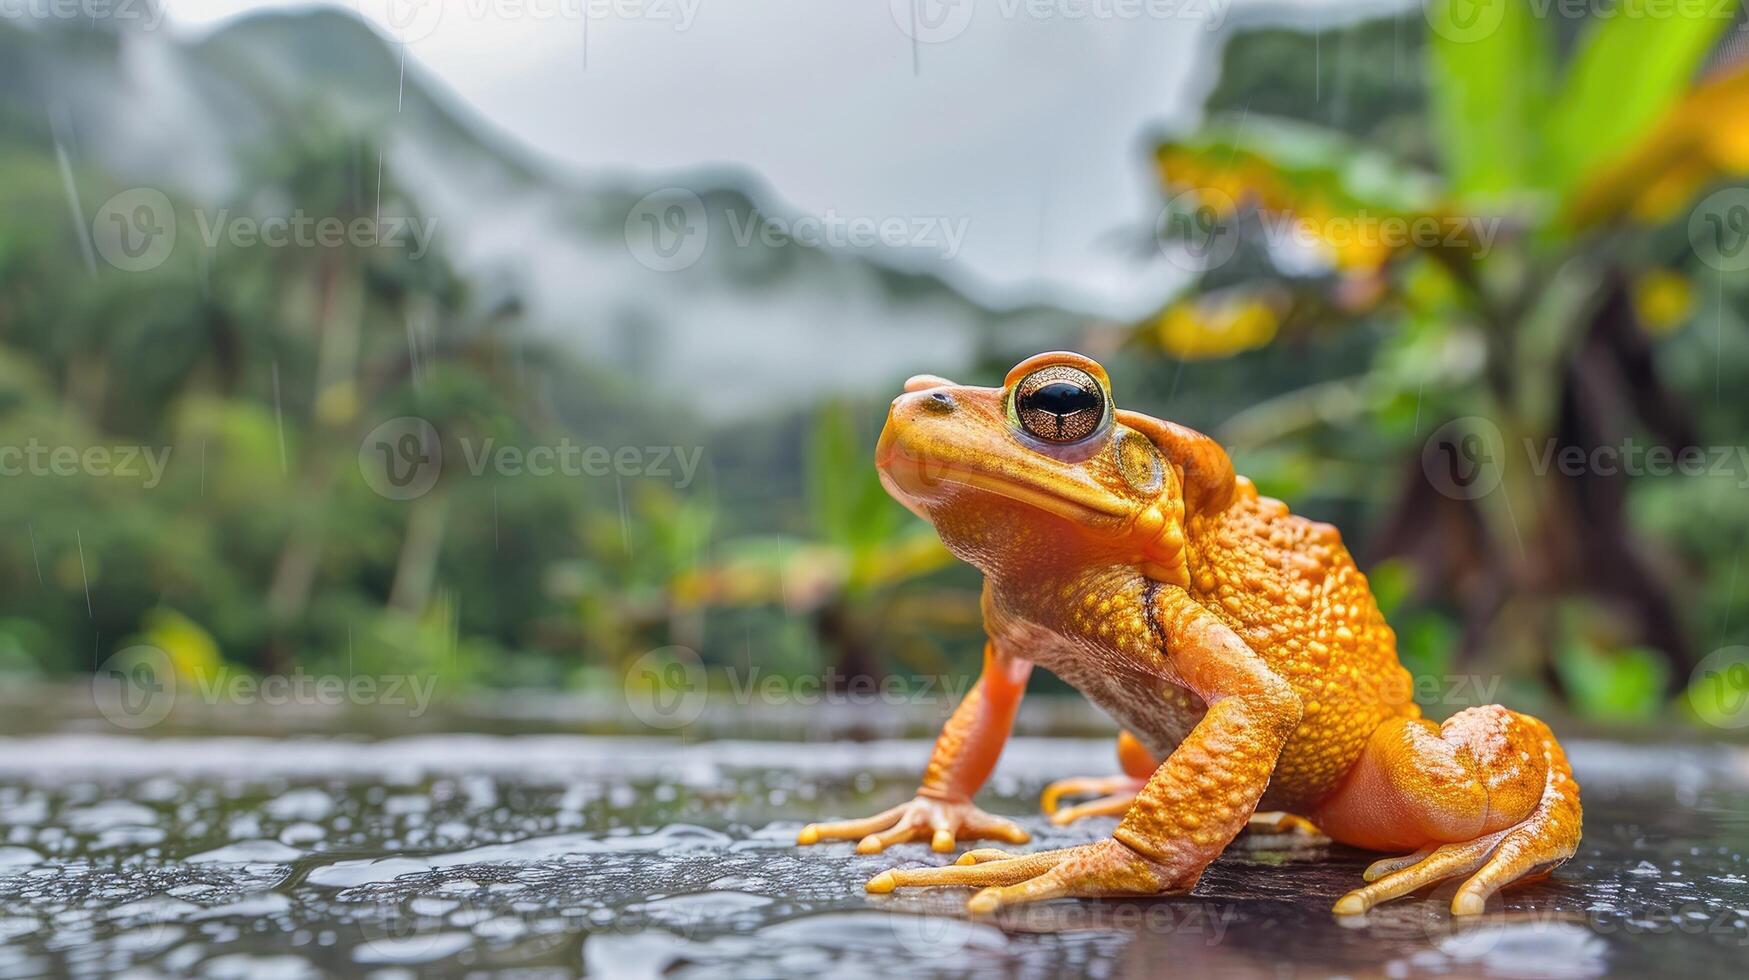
<box><xmin>1011</xmin><ymin>365</ymin><xmax>1108</xmax><ymax>444</ymax></box>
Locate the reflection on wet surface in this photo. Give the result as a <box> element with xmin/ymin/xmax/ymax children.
<box><xmin>0</xmin><ymin>734</ymin><xmax>1745</xmax><ymax>978</ymax></box>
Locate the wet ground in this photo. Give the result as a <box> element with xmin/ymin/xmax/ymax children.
<box><xmin>0</xmin><ymin>715</ymin><xmax>1746</xmax><ymax>978</ymax></box>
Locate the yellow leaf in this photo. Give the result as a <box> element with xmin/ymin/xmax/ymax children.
<box><xmin>1155</xmin><ymin>291</ymin><xmax>1283</xmax><ymax>360</ymax></box>
<box><xmin>1566</xmin><ymin>63</ymin><xmax>1749</xmax><ymax>229</ymax></box>
<box><xmin>1632</xmin><ymin>269</ymin><xmax>1693</xmax><ymax>335</ymax></box>
<box><xmin>139</xmin><ymin>608</ymin><xmax>225</xmax><ymax>685</ymax></box>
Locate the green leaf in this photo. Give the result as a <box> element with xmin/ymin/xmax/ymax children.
<box><xmin>1542</xmin><ymin>0</ymin><xmax>1730</xmax><ymax>194</ymax></box>
<box><xmin>806</xmin><ymin>401</ymin><xmax>900</xmax><ymax>550</ymax></box>
<box><xmin>1425</xmin><ymin>0</ymin><xmax>1553</xmax><ymax>199</ymax></box>
<box><xmin>1555</xmin><ymin>642</ymin><xmax>1669</xmax><ymax>722</ymax></box>
<box><xmin>1160</xmin><ymin>115</ymin><xmax>1440</xmax><ymax>214</ymax></box>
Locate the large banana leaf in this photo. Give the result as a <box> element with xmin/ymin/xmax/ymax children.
<box><xmin>1566</xmin><ymin>61</ymin><xmax>1749</xmax><ymax>228</ymax></box>
<box><xmin>1426</xmin><ymin>0</ymin><xmax>1552</xmax><ymax>200</ymax></box>
<box><xmin>1542</xmin><ymin>0</ymin><xmax>1731</xmax><ymax>197</ymax></box>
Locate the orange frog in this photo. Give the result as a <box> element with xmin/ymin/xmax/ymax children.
<box><xmin>796</xmin><ymin>351</ymin><xmax>1581</xmax><ymax>916</ymax></box>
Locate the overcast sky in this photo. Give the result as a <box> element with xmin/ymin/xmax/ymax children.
<box><xmin>161</xmin><ymin>0</ymin><xmax>1406</xmax><ymax>317</ymax></box>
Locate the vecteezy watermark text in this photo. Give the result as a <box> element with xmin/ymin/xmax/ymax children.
<box><xmin>1525</xmin><ymin>438</ymin><xmax>1749</xmax><ymax>488</ymax></box>
<box><xmin>622</xmin><ymin>187</ymin><xmax>971</xmax><ymax>272</ymax></box>
<box><xmin>458</xmin><ymin>437</ymin><xmax>703</xmax><ymax>488</ymax></box>
<box><xmin>1155</xmin><ymin>191</ymin><xmax>1504</xmax><ymax>272</ymax></box>
<box><xmin>623</xmin><ymin>647</ymin><xmax>980</xmax><ymax>729</ymax></box>
<box><xmin>1428</xmin><ymin>0</ymin><xmax>1738</xmax><ymax>46</ymax></box>
<box><xmin>91</xmin><ymin>646</ymin><xmax>437</xmax><ymax>730</ymax></box>
<box><xmin>1423</xmin><ymin>416</ymin><xmax>1749</xmax><ymax>500</ymax></box>
<box><xmin>357</xmin><ymin>417</ymin><xmax>706</xmax><ymax>501</ymax></box>
<box><xmin>192</xmin><ymin>210</ymin><xmax>437</xmax><ymax>260</ymax></box>
<box><xmin>91</xmin><ymin>188</ymin><xmax>438</xmax><ymax>273</ymax></box>
<box><xmin>0</xmin><ymin>0</ymin><xmax>165</xmax><ymax>29</ymax></box>
<box><xmin>889</xmin><ymin>0</ymin><xmax>1230</xmax><ymax>44</ymax></box>
<box><xmin>722</xmin><ymin>209</ymin><xmax>970</xmax><ymax>258</ymax></box>
<box><xmin>0</xmin><ymin>440</ymin><xmax>171</xmax><ymax>488</ymax></box>
<box><xmin>352</xmin><ymin>0</ymin><xmax>702</xmax><ymax>44</ymax></box>
<box><xmin>193</xmin><ymin>668</ymin><xmax>437</xmax><ymax>718</ymax></box>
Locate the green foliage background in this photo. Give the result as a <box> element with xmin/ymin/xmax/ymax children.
<box><xmin>2</xmin><ymin>5</ymin><xmax>1747</xmax><ymax>732</ymax></box>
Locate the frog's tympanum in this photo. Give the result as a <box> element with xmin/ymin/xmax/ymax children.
<box><xmin>797</xmin><ymin>352</ymin><xmax>1581</xmax><ymax>917</ymax></box>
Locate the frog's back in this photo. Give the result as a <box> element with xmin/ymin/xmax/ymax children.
<box><xmin>1185</xmin><ymin>477</ymin><xmax>1418</xmax><ymax>807</ymax></box>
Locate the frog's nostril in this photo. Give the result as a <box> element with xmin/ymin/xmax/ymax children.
<box><xmin>923</xmin><ymin>391</ymin><xmax>955</xmax><ymax>414</ymax></box>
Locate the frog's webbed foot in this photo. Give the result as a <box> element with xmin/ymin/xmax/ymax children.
<box><xmin>1320</xmin><ymin>707</ymin><xmax>1582</xmax><ymax>916</ymax></box>
<box><xmin>866</xmin><ymin>838</ymin><xmax>1180</xmax><ymax>913</ymax></box>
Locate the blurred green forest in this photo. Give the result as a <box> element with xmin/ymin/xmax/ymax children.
<box><xmin>2</xmin><ymin>4</ymin><xmax>1748</xmax><ymax>730</ymax></box>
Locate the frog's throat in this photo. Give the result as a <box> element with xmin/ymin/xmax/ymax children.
<box><xmin>884</xmin><ymin>457</ymin><xmax>1191</xmax><ymax>588</ymax></box>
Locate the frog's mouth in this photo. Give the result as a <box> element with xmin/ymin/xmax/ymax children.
<box><xmin>876</xmin><ymin>401</ymin><xmax>1130</xmax><ymax>528</ymax></box>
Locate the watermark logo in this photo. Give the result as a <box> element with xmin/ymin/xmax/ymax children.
<box><xmin>623</xmin><ymin>646</ymin><xmax>707</xmax><ymax>729</ymax></box>
<box><xmin>195</xmin><ymin>668</ymin><xmax>437</xmax><ymax>718</ymax></box>
<box><xmin>1689</xmin><ymin>646</ymin><xmax>1749</xmax><ymax>730</ymax></box>
<box><xmin>624</xmin><ymin>188</ymin><xmax>973</xmax><ymax>271</ymax></box>
<box><xmin>1154</xmin><ymin>190</ymin><xmax>1502</xmax><ymax>273</ymax></box>
<box><xmin>92</xmin><ymin>653</ymin><xmax>438</xmax><ymax>732</ymax></box>
<box><xmin>359</xmin><ymin>421</ymin><xmax>705</xmax><ymax>501</ymax></box>
<box><xmin>887</xmin><ymin>912</ymin><xmax>985</xmax><ymax>958</ymax></box>
<box><xmin>92</xmin><ymin>645</ymin><xmax>177</xmax><ymax>730</ymax></box>
<box><xmin>352</xmin><ymin>0</ymin><xmax>447</xmax><ymax>43</ymax></box>
<box><xmin>1688</xmin><ymin>187</ymin><xmax>1749</xmax><ymax>274</ymax></box>
<box><xmin>890</xmin><ymin>0</ymin><xmax>976</xmax><ymax>43</ymax></box>
<box><xmin>1155</xmin><ymin>189</ymin><xmax>1241</xmax><ymax>272</ymax></box>
<box><xmin>1424</xmin><ymin>0</ymin><xmax>1507</xmax><ymax>43</ymax></box>
<box><xmin>92</xmin><ymin>188</ymin><xmax>437</xmax><ymax>272</ymax></box>
<box><xmin>1426</xmin><ymin>0</ymin><xmax>1737</xmax><ymax>45</ymax></box>
<box><xmin>359</xmin><ymin>417</ymin><xmax>444</xmax><ymax>501</ymax></box>
<box><xmin>625</xmin><ymin>188</ymin><xmax>709</xmax><ymax>272</ymax></box>
<box><xmin>192</xmin><ymin>210</ymin><xmax>437</xmax><ymax>259</ymax></box>
<box><xmin>1422</xmin><ymin>416</ymin><xmax>1506</xmax><ymax>501</ymax></box>
<box><xmin>93</xmin><ymin>188</ymin><xmax>176</xmax><ymax>273</ymax></box>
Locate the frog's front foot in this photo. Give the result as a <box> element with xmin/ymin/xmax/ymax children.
<box><xmin>797</xmin><ymin>794</ymin><xmax>1030</xmax><ymax>854</ymax></box>
<box><xmin>1039</xmin><ymin>775</ymin><xmax>1143</xmax><ymax>825</ymax></box>
<box><xmin>866</xmin><ymin>838</ymin><xmax>1183</xmax><ymax>913</ymax></box>
<box><xmin>1041</xmin><ymin>730</ymin><xmax>1157</xmax><ymax>825</ymax></box>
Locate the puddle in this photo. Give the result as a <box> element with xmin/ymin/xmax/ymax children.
<box><xmin>0</xmin><ymin>734</ymin><xmax>1743</xmax><ymax>977</ymax></box>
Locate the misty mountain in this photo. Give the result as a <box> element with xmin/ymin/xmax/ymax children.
<box><xmin>1</xmin><ymin>8</ymin><xmax>1093</xmax><ymax>415</ymax></box>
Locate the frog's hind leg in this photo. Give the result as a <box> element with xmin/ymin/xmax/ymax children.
<box><xmin>1039</xmin><ymin>730</ymin><xmax>1153</xmax><ymax>825</ymax></box>
<box><xmin>1314</xmin><ymin>706</ymin><xmax>1582</xmax><ymax>916</ymax></box>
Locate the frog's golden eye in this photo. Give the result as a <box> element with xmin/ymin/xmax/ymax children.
<box><xmin>1011</xmin><ymin>365</ymin><xmax>1107</xmax><ymax>444</ymax></box>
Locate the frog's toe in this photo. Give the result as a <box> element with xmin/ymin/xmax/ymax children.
<box><xmin>1039</xmin><ymin>775</ymin><xmax>1142</xmax><ymax>818</ymax></box>
<box><xmin>868</xmin><ymin>839</ymin><xmax>1176</xmax><ymax>914</ymax></box>
<box><xmin>1247</xmin><ymin>811</ymin><xmax>1324</xmax><ymax>837</ymax></box>
<box><xmin>1047</xmin><ymin>789</ymin><xmax>1139</xmax><ymax>826</ymax></box>
<box><xmin>1333</xmin><ymin>836</ymin><xmax>1501</xmax><ymax>915</ymax></box>
<box><xmin>866</xmin><ymin>847</ymin><xmax>1077</xmax><ymax>894</ymax></box>
<box><xmin>1333</xmin><ymin>800</ymin><xmax>1579</xmax><ymax>916</ymax></box>
<box><xmin>955</xmin><ymin>847</ymin><xmax>1024</xmax><ymax>865</ymax></box>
